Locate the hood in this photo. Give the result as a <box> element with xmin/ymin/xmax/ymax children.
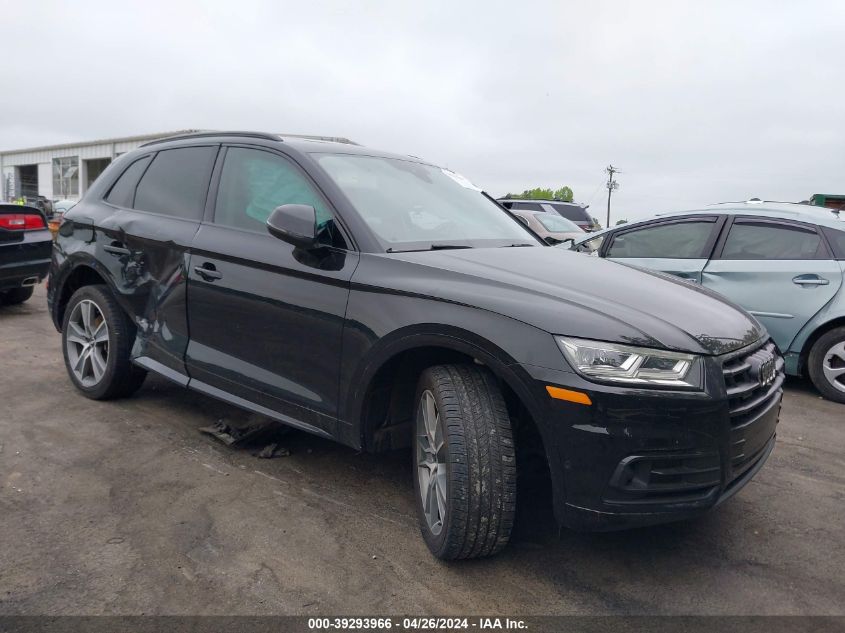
<box><xmin>368</xmin><ymin>247</ymin><xmax>764</xmax><ymax>355</ymax></box>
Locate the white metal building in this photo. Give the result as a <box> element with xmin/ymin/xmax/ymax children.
<box><xmin>0</xmin><ymin>130</ymin><xmax>199</xmax><ymax>203</ymax></box>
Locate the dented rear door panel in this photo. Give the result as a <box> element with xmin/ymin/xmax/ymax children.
<box><xmin>95</xmin><ymin>208</ymin><xmax>200</xmax><ymax>379</ymax></box>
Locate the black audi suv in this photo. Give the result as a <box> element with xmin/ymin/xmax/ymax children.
<box><xmin>48</xmin><ymin>132</ymin><xmax>783</xmax><ymax>559</ymax></box>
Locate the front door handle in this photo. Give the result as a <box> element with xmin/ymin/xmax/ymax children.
<box><xmin>792</xmin><ymin>274</ymin><xmax>830</xmax><ymax>286</ymax></box>
<box><xmin>103</xmin><ymin>243</ymin><xmax>131</xmax><ymax>256</ymax></box>
<box><xmin>193</xmin><ymin>263</ymin><xmax>222</xmax><ymax>281</ymax></box>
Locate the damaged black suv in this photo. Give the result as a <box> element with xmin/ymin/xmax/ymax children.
<box><xmin>49</xmin><ymin>132</ymin><xmax>783</xmax><ymax>559</ymax></box>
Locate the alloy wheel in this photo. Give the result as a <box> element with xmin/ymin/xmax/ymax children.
<box><xmin>66</xmin><ymin>299</ymin><xmax>110</xmax><ymax>387</ymax></box>
<box><xmin>416</xmin><ymin>390</ymin><xmax>448</xmax><ymax>535</ymax></box>
<box><xmin>822</xmin><ymin>341</ymin><xmax>845</xmax><ymax>394</ymax></box>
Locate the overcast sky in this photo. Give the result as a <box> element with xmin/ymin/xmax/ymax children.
<box><xmin>1</xmin><ymin>1</ymin><xmax>843</xmax><ymax>223</ymax></box>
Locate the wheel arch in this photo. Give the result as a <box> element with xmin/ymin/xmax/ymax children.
<box><xmin>798</xmin><ymin>315</ymin><xmax>845</xmax><ymax>375</ymax></box>
<box><xmin>52</xmin><ymin>257</ymin><xmax>118</xmax><ymax>330</ymax></box>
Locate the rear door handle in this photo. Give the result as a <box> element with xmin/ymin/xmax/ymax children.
<box><xmin>792</xmin><ymin>274</ymin><xmax>830</xmax><ymax>286</ymax></box>
<box><xmin>193</xmin><ymin>264</ymin><xmax>222</xmax><ymax>281</ymax></box>
<box><xmin>103</xmin><ymin>243</ymin><xmax>131</xmax><ymax>256</ymax></box>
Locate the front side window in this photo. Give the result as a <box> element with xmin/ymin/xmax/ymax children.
<box><xmin>52</xmin><ymin>156</ymin><xmax>79</xmax><ymax>197</ymax></box>
<box><xmin>214</xmin><ymin>148</ymin><xmax>344</xmax><ymax>247</ymax></box>
<box><xmin>721</xmin><ymin>221</ymin><xmax>825</xmax><ymax>260</ymax></box>
<box><xmin>315</xmin><ymin>154</ymin><xmax>539</xmax><ymax>251</ymax></box>
<box><xmin>134</xmin><ymin>146</ymin><xmax>217</xmax><ymax>220</ymax></box>
<box><xmin>607</xmin><ymin>221</ymin><xmax>715</xmax><ymax>259</ymax></box>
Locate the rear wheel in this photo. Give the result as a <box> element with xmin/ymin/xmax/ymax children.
<box><xmin>412</xmin><ymin>364</ymin><xmax>516</xmax><ymax>559</ymax></box>
<box><xmin>808</xmin><ymin>327</ymin><xmax>845</xmax><ymax>404</ymax></box>
<box><xmin>1</xmin><ymin>286</ymin><xmax>34</xmax><ymax>305</ymax></box>
<box><xmin>61</xmin><ymin>285</ymin><xmax>146</xmax><ymax>400</ymax></box>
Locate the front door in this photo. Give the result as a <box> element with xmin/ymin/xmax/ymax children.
<box><xmin>702</xmin><ymin>217</ymin><xmax>842</xmax><ymax>351</ymax></box>
<box><xmin>185</xmin><ymin>146</ymin><xmax>358</xmax><ymax>437</ymax></box>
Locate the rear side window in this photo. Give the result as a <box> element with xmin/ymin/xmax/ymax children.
<box><xmin>544</xmin><ymin>203</ymin><xmax>591</xmax><ymax>223</ymax></box>
<box><xmin>134</xmin><ymin>147</ymin><xmax>217</xmax><ymax>220</ymax></box>
<box><xmin>822</xmin><ymin>226</ymin><xmax>845</xmax><ymax>259</ymax></box>
<box><xmin>511</xmin><ymin>202</ymin><xmax>544</xmax><ymax>212</ymax></box>
<box><xmin>105</xmin><ymin>155</ymin><xmax>152</xmax><ymax>207</ymax></box>
<box><xmin>607</xmin><ymin>220</ymin><xmax>715</xmax><ymax>259</ymax></box>
<box><xmin>721</xmin><ymin>221</ymin><xmax>825</xmax><ymax>260</ymax></box>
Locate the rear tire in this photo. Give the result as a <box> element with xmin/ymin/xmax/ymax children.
<box><xmin>412</xmin><ymin>364</ymin><xmax>517</xmax><ymax>560</ymax></box>
<box><xmin>807</xmin><ymin>327</ymin><xmax>845</xmax><ymax>404</ymax></box>
<box><xmin>61</xmin><ymin>285</ymin><xmax>146</xmax><ymax>400</ymax></box>
<box><xmin>2</xmin><ymin>286</ymin><xmax>34</xmax><ymax>305</ymax></box>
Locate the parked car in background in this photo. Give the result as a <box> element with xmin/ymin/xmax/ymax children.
<box><xmin>511</xmin><ymin>209</ymin><xmax>584</xmax><ymax>245</ymax></box>
<box><xmin>498</xmin><ymin>198</ymin><xmax>599</xmax><ymax>231</ymax></box>
<box><xmin>49</xmin><ymin>132</ymin><xmax>781</xmax><ymax>559</ymax></box>
<box><xmin>0</xmin><ymin>203</ymin><xmax>52</xmax><ymax>305</ymax></box>
<box><xmin>52</xmin><ymin>199</ymin><xmax>78</xmax><ymax>216</ymax></box>
<box><xmin>571</xmin><ymin>201</ymin><xmax>845</xmax><ymax>402</ymax></box>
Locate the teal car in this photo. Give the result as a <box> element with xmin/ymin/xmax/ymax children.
<box><xmin>571</xmin><ymin>201</ymin><xmax>845</xmax><ymax>402</ymax></box>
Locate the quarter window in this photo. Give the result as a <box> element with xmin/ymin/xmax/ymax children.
<box><xmin>606</xmin><ymin>221</ymin><xmax>715</xmax><ymax>259</ymax></box>
<box><xmin>821</xmin><ymin>226</ymin><xmax>845</xmax><ymax>259</ymax></box>
<box><xmin>134</xmin><ymin>147</ymin><xmax>217</xmax><ymax>220</ymax></box>
<box><xmin>214</xmin><ymin>148</ymin><xmax>344</xmax><ymax>247</ymax></box>
<box><xmin>721</xmin><ymin>221</ymin><xmax>824</xmax><ymax>260</ymax></box>
<box><xmin>105</xmin><ymin>155</ymin><xmax>152</xmax><ymax>207</ymax></box>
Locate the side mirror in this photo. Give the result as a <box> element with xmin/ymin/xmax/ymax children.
<box><xmin>266</xmin><ymin>204</ymin><xmax>317</xmax><ymax>249</ymax></box>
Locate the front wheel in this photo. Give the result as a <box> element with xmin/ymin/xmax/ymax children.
<box><xmin>61</xmin><ymin>285</ymin><xmax>146</xmax><ymax>400</ymax></box>
<box><xmin>413</xmin><ymin>364</ymin><xmax>516</xmax><ymax>560</ymax></box>
<box><xmin>807</xmin><ymin>327</ymin><xmax>845</xmax><ymax>403</ymax></box>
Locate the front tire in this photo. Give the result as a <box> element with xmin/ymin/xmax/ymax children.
<box><xmin>2</xmin><ymin>286</ymin><xmax>34</xmax><ymax>305</ymax></box>
<box><xmin>61</xmin><ymin>285</ymin><xmax>146</xmax><ymax>400</ymax></box>
<box><xmin>413</xmin><ymin>364</ymin><xmax>517</xmax><ymax>560</ymax></box>
<box><xmin>807</xmin><ymin>327</ymin><xmax>845</xmax><ymax>403</ymax></box>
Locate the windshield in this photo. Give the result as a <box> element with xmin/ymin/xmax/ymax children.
<box><xmin>315</xmin><ymin>154</ymin><xmax>540</xmax><ymax>251</ymax></box>
<box><xmin>535</xmin><ymin>213</ymin><xmax>582</xmax><ymax>233</ymax></box>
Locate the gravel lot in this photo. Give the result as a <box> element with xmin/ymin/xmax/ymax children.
<box><xmin>1</xmin><ymin>285</ymin><xmax>843</xmax><ymax>616</ymax></box>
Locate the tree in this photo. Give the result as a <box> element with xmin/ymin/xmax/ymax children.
<box><xmin>504</xmin><ymin>186</ymin><xmax>574</xmax><ymax>202</ymax></box>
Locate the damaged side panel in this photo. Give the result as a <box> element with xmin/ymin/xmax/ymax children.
<box><xmin>96</xmin><ymin>209</ymin><xmax>199</xmax><ymax>378</ymax></box>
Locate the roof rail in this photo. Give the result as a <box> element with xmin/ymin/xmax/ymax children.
<box><xmin>140</xmin><ymin>131</ymin><xmax>280</xmax><ymax>147</ymax></box>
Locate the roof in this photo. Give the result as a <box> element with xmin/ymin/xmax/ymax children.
<box><xmin>576</xmin><ymin>200</ymin><xmax>844</xmax><ymax>243</ymax></box>
<box><xmin>0</xmin><ymin>130</ymin><xmax>201</xmax><ymax>155</ymax></box>
<box><xmin>498</xmin><ymin>198</ymin><xmax>588</xmax><ymax>207</ymax></box>
<box><xmin>0</xmin><ymin>130</ymin><xmax>360</xmax><ymax>155</ymax></box>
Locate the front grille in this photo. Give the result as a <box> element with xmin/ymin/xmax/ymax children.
<box><xmin>722</xmin><ymin>338</ymin><xmax>784</xmax><ymax>483</ymax></box>
<box><xmin>722</xmin><ymin>339</ymin><xmax>785</xmax><ymax>429</ymax></box>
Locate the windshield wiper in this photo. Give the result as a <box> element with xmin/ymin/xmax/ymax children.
<box><xmin>500</xmin><ymin>243</ymin><xmax>537</xmax><ymax>248</ymax></box>
<box><xmin>387</xmin><ymin>243</ymin><xmax>474</xmax><ymax>253</ymax></box>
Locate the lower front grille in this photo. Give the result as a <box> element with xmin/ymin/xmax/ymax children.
<box><xmin>604</xmin><ymin>451</ymin><xmax>721</xmax><ymax>505</ymax></box>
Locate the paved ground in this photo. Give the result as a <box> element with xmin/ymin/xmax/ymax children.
<box><xmin>1</xmin><ymin>285</ymin><xmax>843</xmax><ymax>616</ymax></box>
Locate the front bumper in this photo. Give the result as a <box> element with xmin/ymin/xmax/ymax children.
<box><xmin>0</xmin><ymin>230</ymin><xmax>52</xmax><ymax>291</ymax></box>
<box><xmin>520</xmin><ymin>338</ymin><xmax>783</xmax><ymax>531</ymax></box>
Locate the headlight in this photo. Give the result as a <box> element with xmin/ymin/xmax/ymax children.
<box><xmin>556</xmin><ymin>337</ymin><xmax>701</xmax><ymax>388</ymax></box>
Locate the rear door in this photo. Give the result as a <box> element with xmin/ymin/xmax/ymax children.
<box><xmin>603</xmin><ymin>216</ymin><xmax>723</xmax><ymax>283</ymax></box>
<box><xmin>185</xmin><ymin>145</ymin><xmax>358</xmax><ymax>437</ymax></box>
<box><xmin>702</xmin><ymin>217</ymin><xmax>842</xmax><ymax>351</ymax></box>
<box><xmin>97</xmin><ymin>145</ymin><xmax>218</xmax><ymax>381</ymax></box>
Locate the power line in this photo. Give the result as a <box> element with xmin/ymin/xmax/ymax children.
<box><xmin>605</xmin><ymin>165</ymin><xmax>620</xmax><ymax>228</ymax></box>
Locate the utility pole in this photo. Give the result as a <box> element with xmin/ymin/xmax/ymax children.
<box><xmin>605</xmin><ymin>165</ymin><xmax>619</xmax><ymax>228</ymax></box>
